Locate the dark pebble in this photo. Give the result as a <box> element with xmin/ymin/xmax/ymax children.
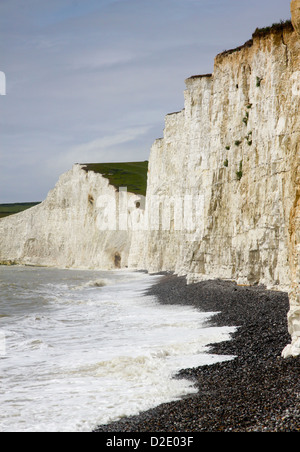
<box><xmin>94</xmin><ymin>275</ymin><xmax>300</xmax><ymax>432</ymax></box>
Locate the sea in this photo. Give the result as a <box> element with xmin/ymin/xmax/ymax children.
<box><xmin>0</xmin><ymin>265</ymin><xmax>236</xmax><ymax>432</ymax></box>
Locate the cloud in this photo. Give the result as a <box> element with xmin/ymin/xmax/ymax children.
<box><xmin>51</xmin><ymin>125</ymin><xmax>153</xmax><ymax>169</ymax></box>
<box><xmin>0</xmin><ymin>0</ymin><xmax>292</xmax><ymax>202</ymax></box>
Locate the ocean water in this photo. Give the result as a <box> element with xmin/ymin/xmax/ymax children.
<box><xmin>0</xmin><ymin>266</ymin><xmax>236</xmax><ymax>432</ymax></box>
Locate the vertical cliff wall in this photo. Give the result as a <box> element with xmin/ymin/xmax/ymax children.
<box><xmin>145</xmin><ymin>21</ymin><xmax>300</xmax><ymax>356</ymax></box>
<box><xmin>284</xmin><ymin>0</ymin><xmax>300</xmax><ymax>358</ymax></box>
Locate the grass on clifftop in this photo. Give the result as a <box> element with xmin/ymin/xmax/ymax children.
<box><xmin>81</xmin><ymin>161</ymin><xmax>149</xmax><ymax>196</ymax></box>
<box><xmin>252</xmin><ymin>20</ymin><xmax>293</xmax><ymax>38</ymax></box>
<box><xmin>218</xmin><ymin>20</ymin><xmax>293</xmax><ymax>59</ymax></box>
<box><xmin>0</xmin><ymin>202</ymin><xmax>40</xmax><ymax>219</ymax></box>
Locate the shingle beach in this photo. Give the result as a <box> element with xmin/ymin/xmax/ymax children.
<box><xmin>95</xmin><ymin>275</ymin><xmax>300</xmax><ymax>432</ymax></box>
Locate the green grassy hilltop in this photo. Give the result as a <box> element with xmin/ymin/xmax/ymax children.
<box><xmin>0</xmin><ymin>161</ymin><xmax>149</xmax><ymax>219</ymax></box>
<box><xmin>0</xmin><ymin>202</ymin><xmax>40</xmax><ymax>219</ymax></box>
<box><xmin>81</xmin><ymin>161</ymin><xmax>149</xmax><ymax>196</ymax></box>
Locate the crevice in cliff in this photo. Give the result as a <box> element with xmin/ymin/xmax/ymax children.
<box><xmin>281</xmin><ymin>31</ymin><xmax>290</xmax><ymax>67</ymax></box>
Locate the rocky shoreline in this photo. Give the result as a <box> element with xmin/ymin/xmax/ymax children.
<box><xmin>94</xmin><ymin>275</ymin><xmax>300</xmax><ymax>432</ymax></box>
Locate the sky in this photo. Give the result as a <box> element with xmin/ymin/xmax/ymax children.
<box><xmin>0</xmin><ymin>0</ymin><xmax>292</xmax><ymax>202</ymax></box>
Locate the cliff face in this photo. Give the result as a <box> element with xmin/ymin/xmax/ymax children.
<box><xmin>147</xmin><ymin>25</ymin><xmax>298</xmax><ymax>283</ymax></box>
<box><xmin>0</xmin><ymin>16</ymin><xmax>299</xmax><ymax>356</ymax></box>
<box><xmin>145</xmin><ymin>24</ymin><xmax>300</xmax><ymax>356</ymax></box>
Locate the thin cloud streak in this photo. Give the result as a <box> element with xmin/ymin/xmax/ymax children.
<box><xmin>0</xmin><ymin>0</ymin><xmax>291</xmax><ymax>202</ymax></box>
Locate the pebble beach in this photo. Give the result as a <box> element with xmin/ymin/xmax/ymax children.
<box><xmin>95</xmin><ymin>274</ymin><xmax>300</xmax><ymax>433</ymax></box>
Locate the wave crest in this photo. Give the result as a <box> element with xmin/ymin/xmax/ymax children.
<box><xmin>72</xmin><ymin>279</ymin><xmax>108</xmax><ymax>290</ymax></box>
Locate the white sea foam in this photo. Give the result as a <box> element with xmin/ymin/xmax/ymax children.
<box><xmin>0</xmin><ymin>266</ymin><xmax>236</xmax><ymax>432</ymax></box>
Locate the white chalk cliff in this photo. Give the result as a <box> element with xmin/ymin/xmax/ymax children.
<box><xmin>0</xmin><ymin>3</ymin><xmax>299</xmax><ymax>357</ymax></box>
<box><xmin>0</xmin><ymin>164</ymin><xmax>145</xmax><ymax>270</ymax></box>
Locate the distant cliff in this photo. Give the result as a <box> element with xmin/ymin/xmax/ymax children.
<box><xmin>0</xmin><ymin>6</ymin><xmax>299</xmax><ymax>357</ymax></box>
<box><xmin>0</xmin><ymin>164</ymin><xmax>146</xmax><ymax>270</ymax></box>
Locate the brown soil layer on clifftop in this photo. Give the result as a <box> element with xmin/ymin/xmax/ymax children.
<box><xmin>95</xmin><ymin>275</ymin><xmax>300</xmax><ymax>432</ymax></box>
<box><xmin>216</xmin><ymin>20</ymin><xmax>293</xmax><ymax>60</ymax></box>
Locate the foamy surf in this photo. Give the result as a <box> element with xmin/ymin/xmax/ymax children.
<box><xmin>0</xmin><ymin>266</ymin><xmax>236</xmax><ymax>432</ymax></box>
<box><xmin>72</xmin><ymin>278</ymin><xmax>109</xmax><ymax>290</ymax></box>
